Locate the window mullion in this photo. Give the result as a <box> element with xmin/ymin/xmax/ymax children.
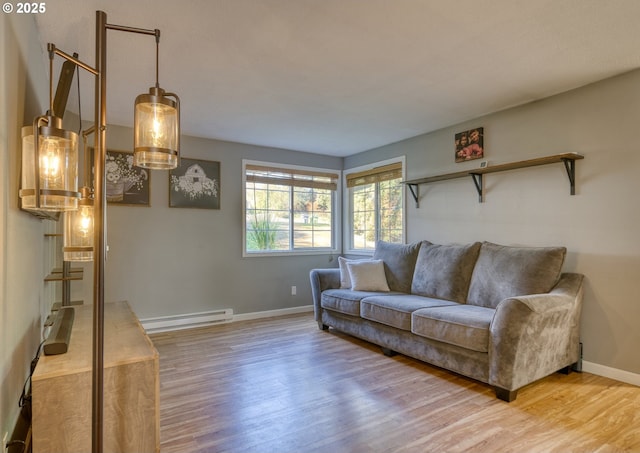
<box><xmin>375</xmin><ymin>182</ymin><xmax>381</xmax><ymax>243</ymax></box>
<box><xmin>289</xmin><ymin>186</ymin><xmax>294</xmax><ymax>250</ymax></box>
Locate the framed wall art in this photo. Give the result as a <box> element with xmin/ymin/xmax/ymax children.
<box><xmin>169</xmin><ymin>158</ymin><xmax>220</xmax><ymax>209</ymax></box>
<box><xmin>455</xmin><ymin>127</ymin><xmax>484</xmax><ymax>162</ymax></box>
<box><xmin>103</xmin><ymin>150</ymin><xmax>151</xmax><ymax>206</ymax></box>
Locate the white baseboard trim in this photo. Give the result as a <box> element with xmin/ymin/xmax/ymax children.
<box><xmin>582</xmin><ymin>361</ymin><xmax>640</xmax><ymax>387</ymax></box>
<box><xmin>141</xmin><ymin>308</ymin><xmax>233</xmax><ymax>333</ymax></box>
<box><xmin>233</xmin><ymin>305</ymin><xmax>314</xmax><ymax>322</ymax></box>
<box><xmin>141</xmin><ymin>305</ymin><xmax>314</xmax><ymax>333</ymax></box>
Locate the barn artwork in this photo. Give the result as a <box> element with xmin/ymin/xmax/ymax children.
<box><xmin>169</xmin><ymin>158</ymin><xmax>220</xmax><ymax>209</ymax></box>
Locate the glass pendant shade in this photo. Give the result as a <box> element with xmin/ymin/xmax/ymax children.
<box><xmin>133</xmin><ymin>86</ymin><xmax>179</xmax><ymax>169</ymax></box>
<box><xmin>63</xmin><ymin>194</ymin><xmax>94</xmax><ymax>262</ymax></box>
<box><xmin>20</xmin><ymin>116</ymin><xmax>79</xmax><ymax>211</ymax></box>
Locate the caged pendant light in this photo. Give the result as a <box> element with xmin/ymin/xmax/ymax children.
<box><xmin>64</xmin><ymin>126</ymin><xmax>95</xmax><ymax>262</ymax></box>
<box><xmin>133</xmin><ymin>30</ymin><xmax>180</xmax><ymax>170</ymax></box>
<box><xmin>63</xmin><ymin>188</ymin><xmax>94</xmax><ymax>261</ymax></box>
<box><xmin>20</xmin><ymin>45</ymin><xmax>80</xmax><ymax>211</ymax></box>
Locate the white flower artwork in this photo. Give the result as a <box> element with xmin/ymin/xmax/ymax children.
<box><xmin>169</xmin><ymin>158</ymin><xmax>220</xmax><ymax>209</ymax></box>
<box><xmin>104</xmin><ymin>150</ymin><xmax>150</xmax><ymax>205</ymax></box>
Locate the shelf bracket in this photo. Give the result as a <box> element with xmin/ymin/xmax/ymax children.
<box><xmin>562</xmin><ymin>158</ymin><xmax>576</xmax><ymax>195</ymax></box>
<box><xmin>407</xmin><ymin>183</ymin><xmax>420</xmax><ymax>208</ymax></box>
<box><xmin>470</xmin><ymin>173</ymin><xmax>483</xmax><ymax>203</ymax></box>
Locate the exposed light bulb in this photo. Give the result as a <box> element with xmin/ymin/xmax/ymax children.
<box><xmin>40</xmin><ymin>137</ymin><xmax>63</xmax><ymax>183</ymax></box>
<box><xmin>78</xmin><ymin>209</ymin><xmax>92</xmax><ymax>237</ymax></box>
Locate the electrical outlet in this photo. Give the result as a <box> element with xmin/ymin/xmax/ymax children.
<box><xmin>3</xmin><ymin>431</ymin><xmax>9</xmax><ymax>452</ymax></box>
<box><xmin>291</xmin><ymin>286</ymin><xmax>297</xmax><ymax>296</ymax></box>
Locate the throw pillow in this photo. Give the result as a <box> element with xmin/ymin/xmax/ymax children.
<box><xmin>467</xmin><ymin>242</ymin><xmax>566</xmax><ymax>309</ymax></box>
<box><xmin>338</xmin><ymin>256</ymin><xmax>370</xmax><ymax>288</ymax></box>
<box><xmin>373</xmin><ymin>240</ymin><xmax>424</xmax><ymax>293</ymax></box>
<box><xmin>411</xmin><ymin>242</ymin><xmax>482</xmax><ymax>303</ymax></box>
<box><xmin>347</xmin><ymin>260</ymin><xmax>390</xmax><ymax>292</ymax></box>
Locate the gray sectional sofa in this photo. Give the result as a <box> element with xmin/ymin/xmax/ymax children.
<box><xmin>310</xmin><ymin>240</ymin><xmax>584</xmax><ymax>401</ymax></box>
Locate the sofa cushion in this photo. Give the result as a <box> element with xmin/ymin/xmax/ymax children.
<box><xmin>361</xmin><ymin>295</ymin><xmax>459</xmax><ymax>331</ymax></box>
<box><xmin>467</xmin><ymin>242</ymin><xmax>566</xmax><ymax>309</ymax></box>
<box><xmin>321</xmin><ymin>289</ymin><xmax>395</xmax><ymax>316</ymax></box>
<box><xmin>347</xmin><ymin>260</ymin><xmax>390</xmax><ymax>292</ymax></box>
<box><xmin>338</xmin><ymin>256</ymin><xmax>370</xmax><ymax>289</ymax></box>
<box><xmin>373</xmin><ymin>240</ymin><xmax>423</xmax><ymax>293</ymax></box>
<box><xmin>411</xmin><ymin>305</ymin><xmax>495</xmax><ymax>353</ymax></box>
<box><xmin>411</xmin><ymin>242</ymin><xmax>481</xmax><ymax>304</ymax></box>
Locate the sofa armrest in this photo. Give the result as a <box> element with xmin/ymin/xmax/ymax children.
<box><xmin>309</xmin><ymin>269</ymin><xmax>341</xmax><ymax>322</ymax></box>
<box><xmin>489</xmin><ymin>273</ymin><xmax>584</xmax><ymax>393</ymax></box>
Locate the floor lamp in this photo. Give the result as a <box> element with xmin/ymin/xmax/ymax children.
<box><xmin>21</xmin><ymin>10</ymin><xmax>180</xmax><ymax>452</ymax></box>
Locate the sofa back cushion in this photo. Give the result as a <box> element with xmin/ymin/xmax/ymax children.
<box><xmin>467</xmin><ymin>242</ymin><xmax>566</xmax><ymax>308</ymax></box>
<box><xmin>411</xmin><ymin>242</ymin><xmax>481</xmax><ymax>303</ymax></box>
<box><xmin>373</xmin><ymin>240</ymin><xmax>423</xmax><ymax>293</ymax></box>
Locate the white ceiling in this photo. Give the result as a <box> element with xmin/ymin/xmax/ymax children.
<box><xmin>34</xmin><ymin>0</ymin><xmax>640</xmax><ymax>157</ymax></box>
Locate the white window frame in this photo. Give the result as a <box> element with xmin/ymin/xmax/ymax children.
<box><xmin>343</xmin><ymin>156</ymin><xmax>406</xmax><ymax>256</ymax></box>
<box><xmin>242</xmin><ymin>159</ymin><xmax>341</xmax><ymax>257</ymax></box>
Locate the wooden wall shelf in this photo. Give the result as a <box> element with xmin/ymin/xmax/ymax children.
<box><xmin>43</xmin><ymin>232</ymin><xmax>84</xmax><ymax>306</ymax></box>
<box><xmin>402</xmin><ymin>152</ymin><xmax>584</xmax><ymax>207</ymax></box>
<box><xmin>44</xmin><ymin>268</ymin><xmax>83</xmax><ymax>282</ymax></box>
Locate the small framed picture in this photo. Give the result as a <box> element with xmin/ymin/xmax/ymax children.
<box><xmin>455</xmin><ymin>127</ymin><xmax>484</xmax><ymax>163</ymax></box>
<box><xmin>104</xmin><ymin>150</ymin><xmax>151</xmax><ymax>206</ymax></box>
<box><xmin>169</xmin><ymin>158</ymin><xmax>220</xmax><ymax>209</ymax></box>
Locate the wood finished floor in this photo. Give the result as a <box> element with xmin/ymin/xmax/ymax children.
<box><xmin>150</xmin><ymin>313</ymin><xmax>640</xmax><ymax>453</ymax></box>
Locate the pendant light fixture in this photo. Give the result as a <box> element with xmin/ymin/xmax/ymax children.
<box><xmin>64</xmin><ymin>72</ymin><xmax>94</xmax><ymax>262</ymax></box>
<box><xmin>20</xmin><ymin>45</ymin><xmax>80</xmax><ymax>211</ymax></box>
<box><xmin>63</xmin><ymin>187</ymin><xmax>94</xmax><ymax>261</ymax></box>
<box><xmin>133</xmin><ymin>30</ymin><xmax>180</xmax><ymax>169</ymax></box>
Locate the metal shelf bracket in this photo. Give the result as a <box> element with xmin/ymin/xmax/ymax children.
<box><xmin>562</xmin><ymin>158</ymin><xmax>577</xmax><ymax>195</ymax></box>
<box><xmin>470</xmin><ymin>173</ymin><xmax>483</xmax><ymax>203</ymax></box>
<box><xmin>407</xmin><ymin>183</ymin><xmax>420</xmax><ymax>208</ymax></box>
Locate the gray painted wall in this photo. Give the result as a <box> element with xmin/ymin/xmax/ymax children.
<box><xmin>346</xmin><ymin>69</ymin><xmax>640</xmax><ymax>376</ymax></box>
<box><xmin>90</xmin><ymin>127</ymin><xmax>342</xmax><ymax>320</ymax></box>
<box><xmin>1</xmin><ymin>13</ymin><xmax>53</xmax><ymax>442</ymax></box>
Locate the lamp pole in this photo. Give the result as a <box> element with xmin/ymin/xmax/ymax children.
<box><xmin>92</xmin><ymin>10</ymin><xmax>107</xmax><ymax>453</ymax></box>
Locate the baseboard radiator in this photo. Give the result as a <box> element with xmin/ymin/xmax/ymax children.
<box><xmin>141</xmin><ymin>309</ymin><xmax>233</xmax><ymax>333</ymax></box>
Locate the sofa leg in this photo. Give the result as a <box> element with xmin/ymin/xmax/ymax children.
<box><xmin>558</xmin><ymin>365</ymin><xmax>573</xmax><ymax>375</ymax></box>
<box><xmin>381</xmin><ymin>347</ymin><xmax>398</xmax><ymax>357</ymax></box>
<box><xmin>318</xmin><ymin>322</ymin><xmax>329</xmax><ymax>331</ymax></box>
<box><xmin>494</xmin><ymin>387</ymin><xmax>517</xmax><ymax>402</ymax></box>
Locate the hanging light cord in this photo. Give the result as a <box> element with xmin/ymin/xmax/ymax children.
<box><xmin>48</xmin><ymin>44</ymin><xmax>55</xmax><ymax>115</ymax></box>
<box><xmin>155</xmin><ymin>29</ymin><xmax>160</xmax><ymax>88</ymax></box>
<box><xmin>77</xmin><ymin>61</ymin><xmax>82</xmax><ymax>134</ymax></box>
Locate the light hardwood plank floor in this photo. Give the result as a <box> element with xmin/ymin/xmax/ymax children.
<box><xmin>150</xmin><ymin>313</ymin><xmax>640</xmax><ymax>453</ymax></box>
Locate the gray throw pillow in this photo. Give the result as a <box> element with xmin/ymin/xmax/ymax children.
<box><xmin>373</xmin><ymin>240</ymin><xmax>423</xmax><ymax>293</ymax></box>
<box><xmin>411</xmin><ymin>242</ymin><xmax>481</xmax><ymax>303</ymax></box>
<box><xmin>466</xmin><ymin>242</ymin><xmax>566</xmax><ymax>308</ymax></box>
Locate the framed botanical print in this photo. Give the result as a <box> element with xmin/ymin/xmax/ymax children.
<box><xmin>104</xmin><ymin>150</ymin><xmax>151</xmax><ymax>206</ymax></box>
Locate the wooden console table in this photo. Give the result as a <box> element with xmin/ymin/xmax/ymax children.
<box><xmin>32</xmin><ymin>301</ymin><xmax>159</xmax><ymax>453</ymax></box>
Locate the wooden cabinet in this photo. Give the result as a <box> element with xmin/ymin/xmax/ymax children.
<box><xmin>32</xmin><ymin>301</ymin><xmax>159</xmax><ymax>453</ymax></box>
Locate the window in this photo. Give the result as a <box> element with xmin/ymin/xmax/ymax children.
<box><xmin>243</xmin><ymin>161</ymin><xmax>340</xmax><ymax>255</ymax></box>
<box><xmin>345</xmin><ymin>159</ymin><xmax>404</xmax><ymax>252</ymax></box>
